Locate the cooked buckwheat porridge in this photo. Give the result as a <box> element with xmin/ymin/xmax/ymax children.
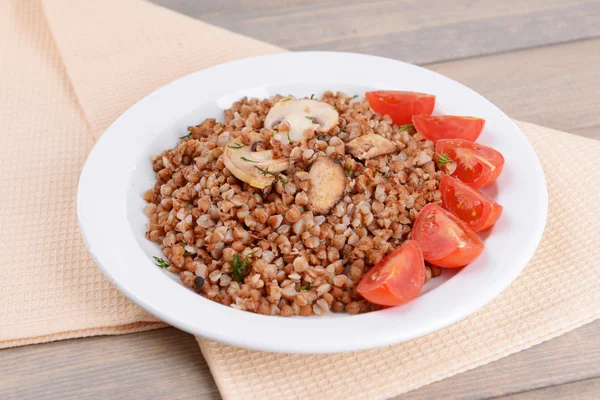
<box><xmin>144</xmin><ymin>92</ymin><xmax>443</xmax><ymax>316</ymax></box>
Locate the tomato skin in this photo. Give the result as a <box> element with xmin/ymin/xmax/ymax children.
<box><xmin>357</xmin><ymin>240</ymin><xmax>425</xmax><ymax>306</ymax></box>
<box><xmin>435</xmin><ymin>139</ymin><xmax>505</xmax><ymax>188</ymax></box>
<box><xmin>413</xmin><ymin>115</ymin><xmax>485</xmax><ymax>142</ymax></box>
<box><xmin>412</xmin><ymin>203</ymin><xmax>484</xmax><ymax>268</ymax></box>
<box><xmin>366</xmin><ymin>90</ymin><xmax>435</xmax><ymax>125</ymax></box>
<box><xmin>440</xmin><ymin>175</ymin><xmax>503</xmax><ymax>232</ymax></box>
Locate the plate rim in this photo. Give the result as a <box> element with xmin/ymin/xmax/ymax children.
<box><xmin>77</xmin><ymin>51</ymin><xmax>548</xmax><ymax>353</ymax></box>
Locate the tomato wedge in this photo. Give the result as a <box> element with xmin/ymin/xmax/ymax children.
<box><xmin>413</xmin><ymin>115</ymin><xmax>485</xmax><ymax>142</ymax></box>
<box><xmin>440</xmin><ymin>175</ymin><xmax>503</xmax><ymax>232</ymax></box>
<box><xmin>357</xmin><ymin>240</ymin><xmax>425</xmax><ymax>306</ymax></box>
<box><xmin>435</xmin><ymin>139</ymin><xmax>505</xmax><ymax>188</ymax></box>
<box><xmin>412</xmin><ymin>203</ymin><xmax>484</xmax><ymax>268</ymax></box>
<box><xmin>366</xmin><ymin>90</ymin><xmax>435</xmax><ymax>125</ymax></box>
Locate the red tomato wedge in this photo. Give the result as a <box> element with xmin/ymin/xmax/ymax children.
<box><xmin>440</xmin><ymin>175</ymin><xmax>503</xmax><ymax>232</ymax></box>
<box><xmin>435</xmin><ymin>139</ymin><xmax>505</xmax><ymax>188</ymax></box>
<box><xmin>412</xmin><ymin>204</ymin><xmax>484</xmax><ymax>268</ymax></box>
<box><xmin>413</xmin><ymin>115</ymin><xmax>485</xmax><ymax>142</ymax></box>
<box><xmin>357</xmin><ymin>240</ymin><xmax>425</xmax><ymax>306</ymax></box>
<box><xmin>366</xmin><ymin>90</ymin><xmax>435</xmax><ymax>125</ymax></box>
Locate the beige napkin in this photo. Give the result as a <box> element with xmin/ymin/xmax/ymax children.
<box><xmin>1</xmin><ymin>0</ymin><xmax>598</xmax><ymax>398</ymax></box>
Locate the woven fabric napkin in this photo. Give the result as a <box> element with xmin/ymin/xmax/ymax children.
<box><xmin>1</xmin><ymin>0</ymin><xmax>598</xmax><ymax>399</ymax></box>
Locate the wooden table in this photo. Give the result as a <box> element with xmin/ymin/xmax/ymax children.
<box><xmin>2</xmin><ymin>1</ymin><xmax>599</xmax><ymax>399</ymax></box>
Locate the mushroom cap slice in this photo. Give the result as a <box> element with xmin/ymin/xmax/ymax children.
<box><xmin>223</xmin><ymin>134</ymin><xmax>289</xmax><ymax>189</ymax></box>
<box><xmin>307</xmin><ymin>156</ymin><xmax>346</xmax><ymax>214</ymax></box>
<box><xmin>346</xmin><ymin>134</ymin><xmax>397</xmax><ymax>160</ymax></box>
<box><xmin>264</xmin><ymin>99</ymin><xmax>339</xmax><ymax>143</ymax></box>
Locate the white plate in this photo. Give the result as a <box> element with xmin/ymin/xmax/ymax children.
<box><xmin>78</xmin><ymin>52</ymin><xmax>547</xmax><ymax>354</ymax></box>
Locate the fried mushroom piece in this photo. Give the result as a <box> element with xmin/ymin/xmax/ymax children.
<box><xmin>264</xmin><ymin>98</ymin><xmax>339</xmax><ymax>143</ymax></box>
<box><xmin>346</xmin><ymin>134</ymin><xmax>397</xmax><ymax>160</ymax></box>
<box><xmin>307</xmin><ymin>156</ymin><xmax>346</xmax><ymax>214</ymax></box>
<box><xmin>223</xmin><ymin>133</ymin><xmax>289</xmax><ymax>189</ymax></box>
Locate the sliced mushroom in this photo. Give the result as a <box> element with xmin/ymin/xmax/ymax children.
<box><xmin>223</xmin><ymin>133</ymin><xmax>289</xmax><ymax>189</ymax></box>
<box><xmin>307</xmin><ymin>156</ymin><xmax>346</xmax><ymax>214</ymax></box>
<box><xmin>265</xmin><ymin>99</ymin><xmax>339</xmax><ymax>143</ymax></box>
<box><xmin>346</xmin><ymin>134</ymin><xmax>397</xmax><ymax>160</ymax></box>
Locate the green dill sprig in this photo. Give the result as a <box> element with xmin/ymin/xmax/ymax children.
<box><xmin>345</xmin><ymin>165</ymin><xmax>352</xmax><ymax>177</ymax></box>
<box><xmin>305</xmin><ymin>115</ymin><xmax>313</xmax><ymax>120</ymax></box>
<box><xmin>181</xmin><ymin>241</ymin><xmax>189</xmax><ymax>257</ymax></box>
<box><xmin>310</xmin><ymin>94</ymin><xmax>315</xmax><ymax>99</ymax></box>
<box><xmin>435</xmin><ymin>152</ymin><xmax>454</xmax><ymax>168</ymax></box>
<box><xmin>281</xmin><ymin>97</ymin><xmax>292</xmax><ymax>102</ymax></box>
<box><xmin>227</xmin><ymin>144</ymin><xmax>245</xmax><ymax>149</ymax></box>
<box><xmin>255</xmin><ymin>166</ymin><xmax>287</xmax><ymax>184</ymax></box>
<box><xmin>352</xmin><ymin>94</ymin><xmax>358</xmax><ymax>99</ymax></box>
<box><xmin>153</xmin><ymin>256</ymin><xmax>170</xmax><ymax>269</ymax></box>
<box><xmin>179</xmin><ymin>131</ymin><xmax>193</xmax><ymax>139</ymax></box>
<box><xmin>232</xmin><ymin>251</ymin><xmax>257</xmax><ymax>282</ymax></box>
<box><xmin>297</xmin><ymin>283</ymin><xmax>313</xmax><ymax>291</ymax></box>
<box><xmin>240</xmin><ymin>156</ymin><xmax>258</xmax><ymax>163</ymax></box>
<box><xmin>398</xmin><ymin>123</ymin><xmax>414</xmax><ymax>131</ymax></box>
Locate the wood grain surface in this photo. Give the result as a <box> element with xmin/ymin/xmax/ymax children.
<box><xmin>2</xmin><ymin>1</ymin><xmax>599</xmax><ymax>399</ymax></box>
<box><xmin>152</xmin><ymin>0</ymin><xmax>600</xmax><ymax>65</ymax></box>
<box><xmin>428</xmin><ymin>38</ymin><xmax>600</xmax><ymax>139</ymax></box>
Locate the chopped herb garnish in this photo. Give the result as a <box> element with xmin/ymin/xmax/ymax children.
<box><xmin>181</xmin><ymin>241</ymin><xmax>189</xmax><ymax>257</ymax></box>
<box><xmin>227</xmin><ymin>144</ymin><xmax>245</xmax><ymax>149</ymax></box>
<box><xmin>435</xmin><ymin>152</ymin><xmax>453</xmax><ymax>168</ymax></box>
<box><xmin>179</xmin><ymin>131</ymin><xmax>192</xmax><ymax>139</ymax></box>
<box><xmin>287</xmin><ymin>131</ymin><xmax>291</xmax><ymax>142</ymax></box>
<box><xmin>281</xmin><ymin>97</ymin><xmax>292</xmax><ymax>102</ymax></box>
<box><xmin>255</xmin><ymin>166</ymin><xmax>287</xmax><ymax>184</ymax></box>
<box><xmin>232</xmin><ymin>252</ymin><xmax>256</xmax><ymax>282</ymax></box>
<box><xmin>345</xmin><ymin>165</ymin><xmax>352</xmax><ymax>177</ymax></box>
<box><xmin>219</xmin><ymin>123</ymin><xmax>224</xmax><ymax>129</ymax></box>
<box><xmin>298</xmin><ymin>283</ymin><xmax>313</xmax><ymax>291</ymax></box>
<box><xmin>333</xmin><ymin>106</ymin><xmax>340</xmax><ymax>112</ymax></box>
<box><xmin>240</xmin><ymin>156</ymin><xmax>258</xmax><ymax>163</ymax></box>
<box><xmin>153</xmin><ymin>256</ymin><xmax>170</xmax><ymax>269</ymax></box>
<box><xmin>271</xmin><ymin>130</ymin><xmax>276</xmax><ymax>137</ymax></box>
<box><xmin>305</xmin><ymin>115</ymin><xmax>313</xmax><ymax>120</ymax></box>
<box><xmin>398</xmin><ymin>123</ymin><xmax>414</xmax><ymax>131</ymax></box>
<box><xmin>341</xmin><ymin>125</ymin><xmax>346</xmax><ymax>132</ymax></box>
<box><xmin>310</xmin><ymin>94</ymin><xmax>315</xmax><ymax>99</ymax></box>
<box><xmin>352</xmin><ymin>94</ymin><xmax>358</xmax><ymax>99</ymax></box>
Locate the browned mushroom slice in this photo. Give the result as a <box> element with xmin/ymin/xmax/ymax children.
<box><xmin>346</xmin><ymin>134</ymin><xmax>397</xmax><ymax>160</ymax></box>
<box><xmin>265</xmin><ymin>99</ymin><xmax>339</xmax><ymax>144</ymax></box>
<box><xmin>223</xmin><ymin>133</ymin><xmax>289</xmax><ymax>189</ymax></box>
<box><xmin>307</xmin><ymin>156</ymin><xmax>346</xmax><ymax>214</ymax></box>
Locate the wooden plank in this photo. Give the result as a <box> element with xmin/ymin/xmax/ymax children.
<box><xmin>571</xmin><ymin>126</ymin><xmax>600</xmax><ymax>140</ymax></box>
<box><xmin>0</xmin><ymin>328</ymin><xmax>220</xmax><ymax>400</ymax></box>
<box><xmin>1</xmin><ymin>320</ymin><xmax>597</xmax><ymax>399</ymax></box>
<box><xmin>399</xmin><ymin>320</ymin><xmax>600</xmax><ymax>400</ymax></box>
<box><xmin>427</xmin><ymin>38</ymin><xmax>600</xmax><ymax>139</ymax></box>
<box><xmin>498</xmin><ymin>377</ymin><xmax>600</xmax><ymax>400</ymax></box>
<box><xmin>150</xmin><ymin>0</ymin><xmax>600</xmax><ymax>64</ymax></box>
